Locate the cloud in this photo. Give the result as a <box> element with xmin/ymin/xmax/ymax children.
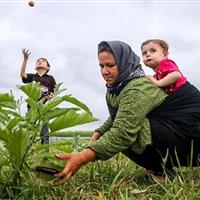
<box><xmin>0</xmin><ymin>1</ymin><xmax>200</xmax><ymax>130</ymax></box>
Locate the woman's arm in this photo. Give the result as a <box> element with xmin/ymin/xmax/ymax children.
<box><xmin>94</xmin><ymin>116</ymin><xmax>113</xmax><ymax>135</ymax></box>
<box><xmin>89</xmin><ymin>79</ymin><xmax>167</xmax><ymax>160</ymax></box>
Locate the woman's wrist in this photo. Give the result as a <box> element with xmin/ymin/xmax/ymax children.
<box><xmin>80</xmin><ymin>148</ymin><xmax>96</xmax><ymax>164</ymax></box>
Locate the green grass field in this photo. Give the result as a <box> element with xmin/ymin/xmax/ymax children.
<box><xmin>1</xmin><ymin>135</ymin><xmax>200</xmax><ymax>199</ymax></box>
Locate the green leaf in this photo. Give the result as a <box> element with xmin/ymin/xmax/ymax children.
<box><xmin>6</xmin><ymin>117</ymin><xmax>20</xmax><ymax>130</ymax></box>
<box><xmin>17</xmin><ymin>82</ymin><xmax>42</xmax><ymax>101</ymax></box>
<box><xmin>26</xmin><ymin>106</ymin><xmax>39</xmax><ymax>123</ymax></box>
<box><xmin>0</xmin><ymin>93</ymin><xmax>16</xmax><ymax>109</ymax></box>
<box><xmin>53</xmin><ymin>82</ymin><xmax>66</xmax><ymax>96</ymax></box>
<box><xmin>0</xmin><ymin>128</ymin><xmax>9</xmax><ymax>142</ymax></box>
<box><xmin>41</xmin><ymin>97</ymin><xmax>65</xmax><ymax>114</ymax></box>
<box><xmin>0</xmin><ymin>112</ymin><xmax>9</xmax><ymax>129</ymax></box>
<box><xmin>49</xmin><ymin>110</ymin><xmax>97</xmax><ymax>132</ymax></box>
<box><xmin>26</xmin><ymin>98</ymin><xmax>38</xmax><ymax>108</ymax></box>
<box><xmin>0</xmin><ymin>157</ymin><xmax>9</xmax><ymax>168</ymax></box>
<box><xmin>1</xmin><ymin>108</ymin><xmax>19</xmax><ymax>118</ymax></box>
<box><xmin>0</xmin><ymin>93</ymin><xmax>14</xmax><ymax>102</ymax></box>
<box><xmin>6</xmin><ymin>128</ymin><xmax>30</xmax><ymax>170</ymax></box>
<box><xmin>62</xmin><ymin>95</ymin><xmax>91</xmax><ymax>113</ymax></box>
<box><xmin>46</xmin><ymin>107</ymin><xmax>79</xmax><ymax>120</ymax></box>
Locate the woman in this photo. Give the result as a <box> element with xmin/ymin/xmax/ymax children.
<box><xmin>55</xmin><ymin>41</ymin><xmax>200</xmax><ymax>184</ymax></box>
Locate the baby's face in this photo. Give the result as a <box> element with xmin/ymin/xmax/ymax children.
<box><xmin>141</xmin><ymin>42</ymin><xmax>168</xmax><ymax>69</ymax></box>
<box><xmin>36</xmin><ymin>58</ymin><xmax>49</xmax><ymax>71</ymax></box>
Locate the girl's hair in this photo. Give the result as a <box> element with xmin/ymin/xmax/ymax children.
<box><xmin>141</xmin><ymin>39</ymin><xmax>169</xmax><ymax>52</ymax></box>
<box><xmin>98</xmin><ymin>41</ymin><xmax>113</xmax><ymax>54</ymax></box>
<box><xmin>36</xmin><ymin>58</ymin><xmax>50</xmax><ymax>73</ymax></box>
<box><xmin>36</xmin><ymin>58</ymin><xmax>50</xmax><ymax>67</ymax></box>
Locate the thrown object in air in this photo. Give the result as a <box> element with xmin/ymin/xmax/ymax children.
<box><xmin>28</xmin><ymin>0</ymin><xmax>35</xmax><ymax>7</ymax></box>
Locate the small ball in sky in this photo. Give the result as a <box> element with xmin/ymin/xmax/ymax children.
<box><xmin>28</xmin><ymin>1</ymin><xmax>34</xmax><ymax>7</ymax></box>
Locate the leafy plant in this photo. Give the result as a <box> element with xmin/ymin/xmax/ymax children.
<box><xmin>0</xmin><ymin>82</ymin><xmax>97</xmax><ymax>185</ymax></box>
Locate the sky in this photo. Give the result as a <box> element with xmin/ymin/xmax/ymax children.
<box><xmin>0</xmin><ymin>0</ymin><xmax>200</xmax><ymax>130</ymax></box>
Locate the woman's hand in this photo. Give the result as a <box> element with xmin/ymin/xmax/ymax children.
<box><xmin>22</xmin><ymin>49</ymin><xmax>31</xmax><ymax>60</ymax></box>
<box><xmin>54</xmin><ymin>148</ymin><xmax>96</xmax><ymax>185</ymax></box>
<box><xmin>90</xmin><ymin>132</ymin><xmax>101</xmax><ymax>142</ymax></box>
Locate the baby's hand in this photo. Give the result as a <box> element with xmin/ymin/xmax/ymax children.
<box><xmin>147</xmin><ymin>75</ymin><xmax>161</xmax><ymax>86</ymax></box>
<box><xmin>147</xmin><ymin>75</ymin><xmax>157</xmax><ymax>83</ymax></box>
<box><xmin>147</xmin><ymin>75</ymin><xmax>155</xmax><ymax>81</ymax></box>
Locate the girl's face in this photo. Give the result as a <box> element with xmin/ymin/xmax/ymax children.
<box><xmin>98</xmin><ymin>52</ymin><xmax>118</xmax><ymax>86</ymax></box>
<box><xmin>141</xmin><ymin>42</ymin><xmax>168</xmax><ymax>70</ymax></box>
<box><xmin>36</xmin><ymin>58</ymin><xmax>49</xmax><ymax>71</ymax></box>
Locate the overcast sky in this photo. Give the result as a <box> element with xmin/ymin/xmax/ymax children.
<box><xmin>0</xmin><ymin>0</ymin><xmax>200</xmax><ymax>130</ymax></box>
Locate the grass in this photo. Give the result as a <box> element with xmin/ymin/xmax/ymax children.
<box><xmin>1</xmin><ymin>137</ymin><xmax>200</xmax><ymax>199</ymax></box>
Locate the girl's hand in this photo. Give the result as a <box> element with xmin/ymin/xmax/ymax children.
<box><xmin>45</xmin><ymin>92</ymin><xmax>54</xmax><ymax>101</ymax></box>
<box><xmin>22</xmin><ymin>49</ymin><xmax>31</xmax><ymax>60</ymax></box>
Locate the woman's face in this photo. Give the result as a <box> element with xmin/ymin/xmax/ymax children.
<box><xmin>98</xmin><ymin>52</ymin><xmax>118</xmax><ymax>86</ymax></box>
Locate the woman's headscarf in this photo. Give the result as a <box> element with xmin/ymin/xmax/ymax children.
<box><xmin>98</xmin><ymin>41</ymin><xmax>145</xmax><ymax>94</ymax></box>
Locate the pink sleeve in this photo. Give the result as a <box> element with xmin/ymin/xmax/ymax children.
<box><xmin>159</xmin><ymin>59</ymin><xmax>180</xmax><ymax>76</ymax></box>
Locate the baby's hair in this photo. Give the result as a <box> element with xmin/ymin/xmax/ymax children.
<box><xmin>141</xmin><ymin>39</ymin><xmax>169</xmax><ymax>52</ymax></box>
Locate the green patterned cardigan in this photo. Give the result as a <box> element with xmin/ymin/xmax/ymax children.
<box><xmin>88</xmin><ymin>77</ymin><xmax>167</xmax><ymax>160</ymax></box>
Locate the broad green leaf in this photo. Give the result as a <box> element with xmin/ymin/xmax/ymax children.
<box><xmin>6</xmin><ymin>128</ymin><xmax>30</xmax><ymax>170</ymax></box>
<box><xmin>17</xmin><ymin>82</ymin><xmax>41</xmax><ymax>101</ymax></box>
<box><xmin>49</xmin><ymin>110</ymin><xmax>97</xmax><ymax>132</ymax></box>
<box><xmin>6</xmin><ymin>117</ymin><xmax>20</xmax><ymax>130</ymax></box>
<box><xmin>62</xmin><ymin>95</ymin><xmax>91</xmax><ymax>113</ymax></box>
<box><xmin>53</xmin><ymin>82</ymin><xmax>66</xmax><ymax>96</ymax></box>
<box><xmin>26</xmin><ymin>98</ymin><xmax>38</xmax><ymax>108</ymax></box>
<box><xmin>0</xmin><ymin>93</ymin><xmax>14</xmax><ymax>102</ymax></box>
<box><xmin>41</xmin><ymin>97</ymin><xmax>65</xmax><ymax>114</ymax></box>
<box><xmin>46</xmin><ymin>107</ymin><xmax>79</xmax><ymax>120</ymax></box>
<box><xmin>0</xmin><ymin>157</ymin><xmax>9</xmax><ymax>167</ymax></box>
<box><xmin>26</xmin><ymin>106</ymin><xmax>39</xmax><ymax>123</ymax></box>
<box><xmin>0</xmin><ymin>102</ymin><xmax>16</xmax><ymax>109</ymax></box>
<box><xmin>0</xmin><ymin>112</ymin><xmax>9</xmax><ymax>129</ymax></box>
<box><xmin>0</xmin><ymin>93</ymin><xmax>16</xmax><ymax>109</ymax></box>
<box><xmin>0</xmin><ymin>111</ymin><xmax>9</xmax><ymax>120</ymax></box>
<box><xmin>0</xmin><ymin>108</ymin><xmax>19</xmax><ymax>133</ymax></box>
<box><xmin>0</xmin><ymin>128</ymin><xmax>9</xmax><ymax>142</ymax></box>
<box><xmin>1</xmin><ymin>108</ymin><xmax>19</xmax><ymax>118</ymax></box>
